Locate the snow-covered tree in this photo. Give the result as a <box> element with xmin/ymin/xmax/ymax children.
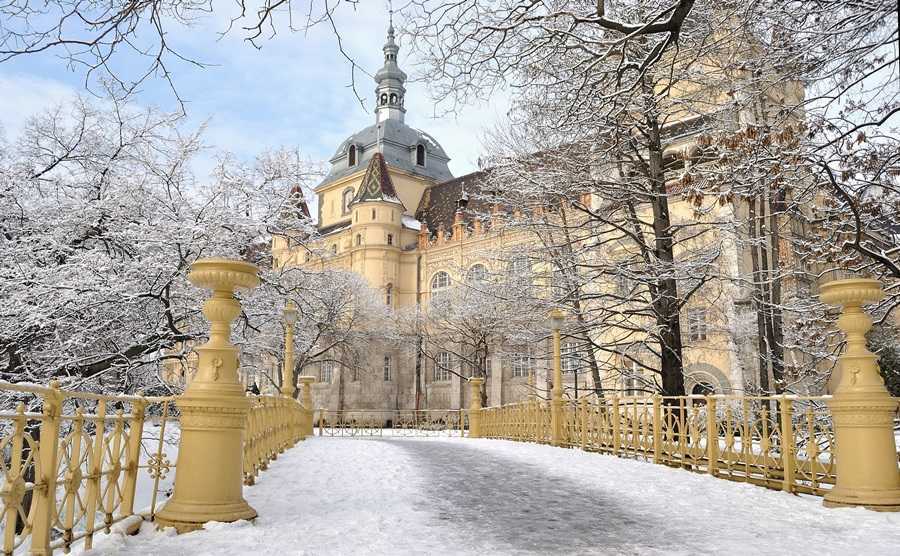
<box><xmin>239</xmin><ymin>266</ymin><xmax>400</xmax><ymax>399</ymax></box>
<box><xmin>0</xmin><ymin>94</ymin><xmax>319</xmax><ymax>395</ymax></box>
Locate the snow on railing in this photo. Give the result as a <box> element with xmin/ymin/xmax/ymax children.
<box><xmin>481</xmin><ymin>394</ymin><xmax>900</xmax><ymax>497</ymax></box>
<box><xmin>0</xmin><ymin>381</ymin><xmax>177</xmax><ymax>554</ymax></box>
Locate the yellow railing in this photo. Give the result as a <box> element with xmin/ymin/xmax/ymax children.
<box><xmin>243</xmin><ymin>396</ymin><xmax>307</xmax><ymax>485</ymax></box>
<box><xmin>482</xmin><ymin>395</ymin><xmax>900</xmax><ymax>497</ymax></box>
<box><xmin>0</xmin><ymin>380</ymin><xmax>309</xmax><ymax>555</ymax></box>
<box><xmin>316</xmin><ymin>410</ymin><xmax>466</xmax><ymax>437</ymax></box>
<box><xmin>0</xmin><ymin>381</ymin><xmax>176</xmax><ymax>555</ymax></box>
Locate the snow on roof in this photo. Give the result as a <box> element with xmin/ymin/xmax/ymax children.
<box><xmin>401</xmin><ymin>214</ymin><xmax>422</xmax><ymax>231</ymax></box>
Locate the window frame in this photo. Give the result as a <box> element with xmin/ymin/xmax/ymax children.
<box><xmin>467</xmin><ymin>263</ymin><xmax>488</xmax><ymax>283</ymax></box>
<box><xmin>561</xmin><ymin>341</ymin><xmax>580</xmax><ymax>373</ymax></box>
<box><xmin>511</xmin><ymin>353</ymin><xmax>532</xmax><ymax>378</ymax></box>
<box><xmin>434</xmin><ymin>352</ymin><xmax>452</xmax><ymax>382</ymax></box>
<box><xmin>416</xmin><ymin>144</ymin><xmax>426</xmax><ymax>167</ymax></box>
<box><xmin>508</xmin><ymin>256</ymin><xmax>533</xmax><ymax>286</ymax></box>
<box><xmin>320</xmin><ymin>360</ymin><xmax>334</xmax><ymax>384</ymax></box>
<box><xmin>687</xmin><ymin>307</ymin><xmax>708</xmax><ymax>342</ymax></box>
<box><xmin>431</xmin><ymin>271</ymin><xmax>451</xmax><ymax>291</ymax></box>
<box><xmin>342</xmin><ymin>187</ymin><xmax>354</xmax><ymax>215</ymax></box>
<box><xmin>383</xmin><ymin>355</ymin><xmax>393</xmax><ymax>382</ymax></box>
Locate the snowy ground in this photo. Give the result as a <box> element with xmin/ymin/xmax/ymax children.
<box><xmin>83</xmin><ymin>437</ymin><xmax>900</xmax><ymax>556</ymax></box>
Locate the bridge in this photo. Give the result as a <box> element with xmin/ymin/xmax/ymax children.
<box><xmin>1</xmin><ymin>259</ymin><xmax>898</xmax><ymax>555</ymax></box>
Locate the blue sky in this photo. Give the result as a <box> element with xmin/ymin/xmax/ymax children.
<box><xmin>0</xmin><ymin>1</ymin><xmax>506</xmax><ymax>180</ymax></box>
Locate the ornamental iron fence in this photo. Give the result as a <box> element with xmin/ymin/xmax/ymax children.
<box><xmin>481</xmin><ymin>394</ymin><xmax>900</xmax><ymax>497</ymax></box>
<box><xmin>316</xmin><ymin>410</ymin><xmax>467</xmax><ymax>437</ymax></box>
<box><xmin>0</xmin><ymin>381</ymin><xmax>306</xmax><ymax>555</ymax></box>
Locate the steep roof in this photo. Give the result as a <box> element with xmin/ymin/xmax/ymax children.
<box><xmin>351</xmin><ymin>152</ymin><xmax>405</xmax><ymax>208</ymax></box>
<box><xmin>415</xmin><ymin>170</ymin><xmax>492</xmax><ymax>233</ymax></box>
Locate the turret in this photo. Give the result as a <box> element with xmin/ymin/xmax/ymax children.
<box><xmin>374</xmin><ymin>24</ymin><xmax>407</xmax><ymax>124</ymax></box>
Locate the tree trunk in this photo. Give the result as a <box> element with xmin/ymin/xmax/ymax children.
<box><xmin>645</xmin><ymin>98</ymin><xmax>686</xmax><ymax>397</ymax></box>
<box><xmin>748</xmin><ymin>196</ymin><xmax>771</xmax><ymax>392</ymax></box>
<box><xmin>767</xmin><ymin>190</ymin><xmax>786</xmax><ymax>392</ymax></box>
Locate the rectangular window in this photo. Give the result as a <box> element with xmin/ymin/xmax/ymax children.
<box><xmin>434</xmin><ymin>352</ymin><xmax>451</xmax><ymax>382</ymax></box>
<box><xmin>511</xmin><ymin>353</ymin><xmax>532</xmax><ymax>378</ymax></box>
<box><xmin>687</xmin><ymin>308</ymin><xmax>708</xmax><ymax>341</ymax></box>
<box><xmin>485</xmin><ymin>357</ymin><xmax>492</xmax><ymax>377</ymax></box>
<box><xmin>615</xmin><ymin>274</ymin><xmax>635</xmax><ymax>297</ymax></box>
<box><xmin>383</xmin><ymin>355</ymin><xmax>392</xmax><ymax>382</ymax></box>
<box><xmin>320</xmin><ymin>361</ymin><xmax>334</xmax><ymax>384</ymax></box>
<box><xmin>387</xmin><ymin>233</ymin><xmax>394</xmax><ymax>246</ymax></box>
<box><xmin>562</xmin><ymin>342</ymin><xmax>580</xmax><ymax>373</ymax></box>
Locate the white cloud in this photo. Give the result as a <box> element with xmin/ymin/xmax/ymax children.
<box><xmin>0</xmin><ymin>3</ymin><xmax>505</xmax><ymax>178</ymax></box>
<box><xmin>0</xmin><ymin>73</ymin><xmax>76</xmax><ymax>139</ymax></box>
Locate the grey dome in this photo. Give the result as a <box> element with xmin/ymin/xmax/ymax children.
<box><xmin>319</xmin><ymin>119</ymin><xmax>453</xmax><ymax>188</ymax></box>
<box><xmin>316</xmin><ymin>23</ymin><xmax>454</xmax><ymax>190</ymax></box>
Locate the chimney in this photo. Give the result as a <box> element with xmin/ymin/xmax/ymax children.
<box><xmin>418</xmin><ymin>224</ymin><xmax>430</xmax><ymax>250</ymax></box>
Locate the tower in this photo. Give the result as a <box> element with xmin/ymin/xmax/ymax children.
<box><xmin>374</xmin><ymin>24</ymin><xmax>407</xmax><ymax>124</ymax></box>
<box><xmin>349</xmin><ymin>152</ymin><xmax>403</xmax><ymax>308</ymax></box>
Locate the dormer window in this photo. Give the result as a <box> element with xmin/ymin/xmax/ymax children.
<box><xmin>348</xmin><ymin>144</ymin><xmax>357</xmax><ymax>166</ymax></box>
<box><xmin>416</xmin><ymin>144</ymin><xmax>426</xmax><ymax>167</ymax></box>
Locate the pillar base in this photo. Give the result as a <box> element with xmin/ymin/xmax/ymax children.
<box><xmin>154</xmin><ymin>499</ymin><xmax>258</xmax><ymax>533</ymax></box>
<box><xmin>824</xmin><ymin>487</ymin><xmax>900</xmax><ymax>512</ymax></box>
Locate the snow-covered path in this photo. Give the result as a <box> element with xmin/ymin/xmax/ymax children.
<box><xmin>85</xmin><ymin>437</ymin><xmax>900</xmax><ymax>555</ymax></box>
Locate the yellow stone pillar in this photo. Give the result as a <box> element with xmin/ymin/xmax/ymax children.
<box><xmin>298</xmin><ymin>376</ymin><xmax>316</xmax><ymax>437</ymax></box>
<box><xmin>468</xmin><ymin>377</ymin><xmax>485</xmax><ymax>438</ymax></box>
<box><xmin>282</xmin><ymin>300</ymin><xmax>297</xmax><ymax>399</ymax></box>
<box><xmin>820</xmin><ymin>278</ymin><xmax>900</xmax><ymax>511</ymax></box>
<box><xmin>155</xmin><ymin>258</ymin><xmax>260</xmax><ymax>532</ymax></box>
<box><xmin>549</xmin><ymin>308</ymin><xmax>565</xmax><ymax>447</ymax></box>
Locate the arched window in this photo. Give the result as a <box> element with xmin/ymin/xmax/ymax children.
<box><xmin>342</xmin><ymin>188</ymin><xmax>354</xmax><ymax>215</ymax></box>
<box><xmin>467</xmin><ymin>264</ymin><xmax>488</xmax><ymax>283</ymax></box>
<box><xmin>385</xmin><ymin>283</ymin><xmax>393</xmax><ymax>305</ymax></box>
<box><xmin>389</xmin><ymin>93</ymin><xmax>397</xmax><ymax>105</ymax></box>
<box><xmin>356</xmin><ymin>234</ymin><xmax>362</xmax><ymax>246</ymax></box>
<box><xmin>386</xmin><ymin>233</ymin><xmax>394</xmax><ymax>246</ymax></box>
<box><xmin>416</xmin><ymin>144</ymin><xmax>426</xmax><ymax>167</ymax></box>
<box><xmin>431</xmin><ymin>271</ymin><xmax>450</xmax><ymax>291</ymax></box>
<box><xmin>380</xmin><ymin>93</ymin><xmax>388</xmax><ymax>105</ymax></box>
<box><xmin>692</xmin><ymin>382</ymin><xmax>715</xmax><ymax>396</ymax></box>
<box><xmin>348</xmin><ymin>145</ymin><xmax>357</xmax><ymax>166</ymax></box>
<box><xmin>434</xmin><ymin>352</ymin><xmax>451</xmax><ymax>381</ymax></box>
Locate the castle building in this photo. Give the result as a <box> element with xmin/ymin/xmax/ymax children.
<box><xmin>272</xmin><ymin>24</ymin><xmax>810</xmax><ymax>412</ymax></box>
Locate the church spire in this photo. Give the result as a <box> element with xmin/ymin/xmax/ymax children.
<box><xmin>374</xmin><ymin>18</ymin><xmax>407</xmax><ymax>124</ymax></box>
